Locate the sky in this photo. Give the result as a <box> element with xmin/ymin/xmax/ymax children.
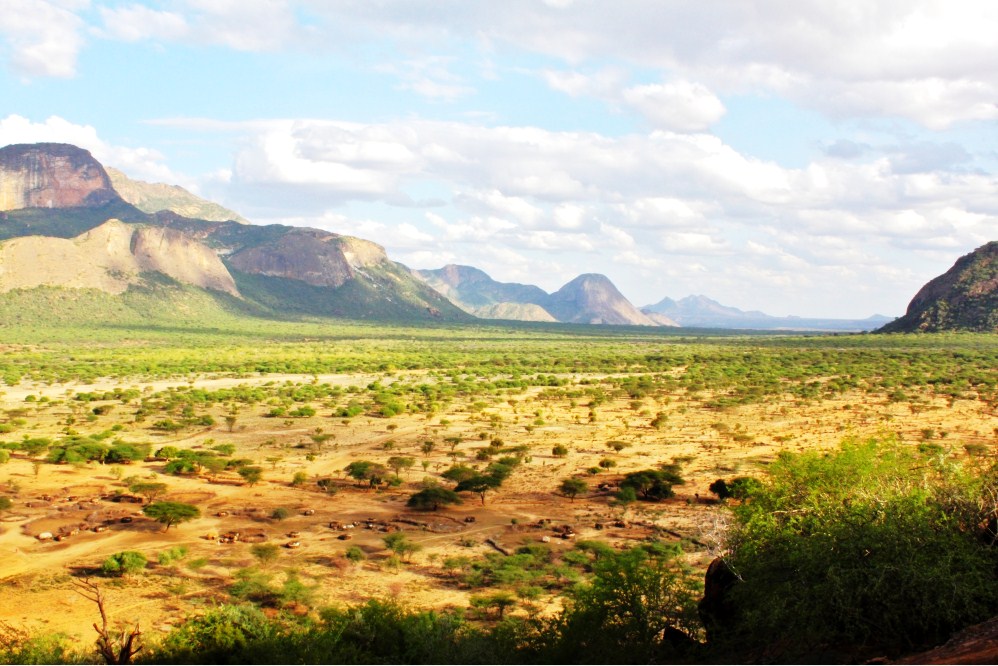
<box><xmin>1</xmin><ymin>1</ymin><xmax>997</xmax><ymax>318</ymax></box>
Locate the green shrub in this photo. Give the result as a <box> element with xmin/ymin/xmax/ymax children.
<box><xmin>102</xmin><ymin>550</ymin><xmax>147</xmax><ymax>577</ymax></box>
<box><xmin>721</xmin><ymin>436</ymin><xmax>998</xmax><ymax>661</ymax></box>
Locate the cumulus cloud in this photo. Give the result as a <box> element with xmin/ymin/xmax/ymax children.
<box><xmin>621</xmin><ymin>81</ymin><xmax>725</xmax><ymax>131</ymax></box>
<box><xmin>0</xmin><ymin>0</ymin><xmax>87</xmax><ymax>77</ymax></box>
<box><xmin>297</xmin><ymin>0</ymin><xmax>998</xmax><ymax>128</ymax></box>
<box><xmin>178</xmin><ymin>113</ymin><xmax>996</xmax><ymax>315</ymax></box>
<box><xmin>97</xmin><ymin>0</ymin><xmax>302</xmax><ymax>51</ymax></box>
<box><xmin>0</xmin><ymin>114</ymin><xmax>179</xmax><ymax>182</ymax></box>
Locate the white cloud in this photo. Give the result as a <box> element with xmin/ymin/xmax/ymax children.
<box><xmin>378</xmin><ymin>56</ymin><xmax>475</xmax><ymax>101</ymax></box>
<box><xmin>621</xmin><ymin>81</ymin><xmax>725</xmax><ymax>131</ymax></box>
<box><xmin>97</xmin><ymin>4</ymin><xmax>189</xmax><ymax>42</ymax></box>
<box><xmin>0</xmin><ymin>114</ymin><xmax>178</xmax><ymax>182</ymax></box>
<box><xmin>297</xmin><ymin>0</ymin><xmax>998</xmax><ymax>129</ymax></box>
<box><xmin>0</xmin><ymin>0</ymin><xmax>87</xmax><ymax>77</ymax></box>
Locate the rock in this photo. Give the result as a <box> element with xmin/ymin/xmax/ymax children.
<box><xmin>698</xmin><ymin>557</ymin><xmax>739</xmax><ymax>643</ymax></box>
<box><xmin>0</xmin><ymin>220</ymin><xmax>238</xmax><ymax>296</ymax></box>
<box><xmin>0</xmin><ymin>143</ymin><xmax>118</xmax><ymax>211</ymax></box>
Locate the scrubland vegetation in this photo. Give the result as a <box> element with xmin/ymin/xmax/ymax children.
<box><xmin>0</xmin><ymin>318</ymin><xmax>995</xmax><ymax>663</ymax></box>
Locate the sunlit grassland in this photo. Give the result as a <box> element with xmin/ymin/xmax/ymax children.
<box><xmin>0</xmin><ymin>315</ymin><xmax>995</xmax><ymax>412</ymax></box>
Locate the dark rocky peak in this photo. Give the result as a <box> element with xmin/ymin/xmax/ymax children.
<box><xmin>879</xmin><ymin>241</ymin><xmax>998</xmax><ymax>333</ymax></box>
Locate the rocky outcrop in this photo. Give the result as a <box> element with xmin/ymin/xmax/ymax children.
<box><xmin>0</xmin><ymin>143</ymin><xmax>118</xmax><ymax>211</ymax></box>
<box><xmin>879</xmin><ymin>241</ymin><xmax>998</xmax><ymax>333</ymax></box>
<box><xmin>543</xmin><ymin>273</ymin><xmax>660</xmax><ymax>326</ymax></box>
<box><xmin>225</xmin><ymin>228</ymin><xmax>387</xmax><ymax>288</ymax></box>
<box><xmin>0</xmin><ymin>219</ymin><xmax>238</xmax><ymax>296</ymax></box>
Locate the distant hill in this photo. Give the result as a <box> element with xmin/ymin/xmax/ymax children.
<box><xmin>0</xmin><ymin>142</ymin><xmax>467</xmax><ymax>323</ymax></box>
<box><xmin>643</xmin><ymin>294</ymin><xmax>891</xmax><ymax>331</ymax></box>
<box><xmin>543</xmin><ymin>273</ymin><xmax>661</xmax><ymax>326</ymax></box>
<box><xmin>415</xmin><ymin>265</ymin><xmax>550</xmax><ymax>315</ymax></box>
<box><xmin>416</xmin><ymin>264</ymin><xmax>671</xmax><ymax>326</ymax></box>
<box><xmin>878</xmin><ymin>242</ymin><xmax>998</xmax><ymax>333</ymax></box>
<box><xmin>106</xmin><ymin>167</ymin><xmax>248</xmax><ymax>223</ymax></box>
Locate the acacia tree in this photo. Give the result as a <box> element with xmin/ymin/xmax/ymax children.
<box><xmin>344</xmin><ymin>461</ymin><xmax>388</xmax><ymax>488</ymax></box>
<box><xmin>456</xmin><ymin>474</ymin><xmax>502</xmax><ymax>506</ymax></box>
<box><xmin>387</xmin><ymin>456</ymin><xmax>416</xmax><ymax>479</ymax></box>
<box><xmin>143</xmin><ymin>501</ymin><xmax>200</xmax><ymax>531</ymax></box>
<box><xmin>237</xmin><ymin>465</ymin><xmax>264</xmax><ymax>486</ymax></box>
<box><xmin>559</xmin><ymin>477</ymin><xmax>588</xmax><ymax>502</ymax></box>
<box><xmin>129</xmin><ymin>481</ymin><xmax>167</xmax><ymax>505</ymax></box>
<box><xmin>406</xmin><ymin>486</ymin><xmax>462</xmax><ymax>511</ymax></box>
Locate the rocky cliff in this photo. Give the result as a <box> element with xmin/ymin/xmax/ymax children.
<box><xmin>879</xmin><ymin>241</ymin><xmax>998</xmax><ymax>333</ymax></box>
<box><xmin>0</xmin><ymin>143</ymin><xmax>118</xmax><ymax>211</ymax></box>
<box><xmin>0</xmin><ymin>219</ymin><xmax>238</xmax><ymax>296</ymax></box>
<box><xmin>224</xmin><ymin>228</ymin><xmax>391</xmax><ymax>288</ymax></box>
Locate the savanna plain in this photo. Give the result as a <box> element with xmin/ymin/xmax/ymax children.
<box><xmin>0</xmin><ymin>316</ymin><xmax>996</xmax><ymax>663</ymax></box>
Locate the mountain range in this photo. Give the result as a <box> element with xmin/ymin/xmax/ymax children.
<box><xmin>642</xmin><ymin>295</ymin><xmax>892</xmax><ymax>331</ymax></box>
<box><xmin>0</xmin><ymin>143</ymin><xmax>465</xmax><ymax>323</ymax></box>
<box><xmin>1</xmin><ymin>141</ymin><xmax>991</xmax><ymax>332</ymax></box>
<box><xmin>415</xmin><ymin>265</ymin><xmax>671</xmax><ymax>326</ymax></box>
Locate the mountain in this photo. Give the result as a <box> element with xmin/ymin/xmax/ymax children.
<box><xmin>878</xmin><ymin>242</ymin><xmax>998</xmax><ymax>333</ymax></box>
<box><xmin>543</xmin><ymin>273</ymin><xmax>661</xmax><ymax>326</ymax></box>
<box><xmin>474</xmin><ymin>302</ymin><xmax>557</xmax><ymax>322</ymax></box>
<box><xmin>414</xmin><ymin>265</ymin><xmax>556</xmax><ymax>321</ymax></box>
<box><xmin>0</xmin><ymin>219</ymin><xmax>237</xmax><ymax>296</ymax></box>
<box><xmin>0</xmin><ymin>143</ymin><xmax>118</xmax><ymax>210</ymax></box>
<box><xmin>106</xmin><ymin>167</ymin><xmax>248</xmax><ymax>223</ymax></box>
<box><xmin>416</xmin><ymin>265</ymin><xmax>549</xmax><ymax>309</ymax></box>
<box><xmin>0</xmin><ymin>142</ymin><xmax>466</xmax><ymax>323</ymax></box>
<box><xmin>643</xmin><ymin>294</ymin><xmax>892</xmax><ymax>331</ymax></box>
<box><xmin>416</xmin><ymin>264</ymin><xmax>671</xmax><ymax>326</ymax></box>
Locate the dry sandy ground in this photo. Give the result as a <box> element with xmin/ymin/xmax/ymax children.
<box><xmin>0</xmin><ymin>371</ymin><xmax>994</xmax><ymax>646</ymax></box>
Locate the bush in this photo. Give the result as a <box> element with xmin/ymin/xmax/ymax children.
<box><xmin>102</xmin><ymin>550</ymin><xmax>147</xmax><ymax>577</ymax></box>
<box><xmin>541</xmin><ymin>546</ymin><xmax>702</xmax><ymax>663</ymax></box>
<box><xmin>720</xmin><ymin>436</ymin><xmax>998</xmax><ymax>661</ymax></box>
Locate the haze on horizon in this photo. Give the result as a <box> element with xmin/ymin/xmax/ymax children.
<box><xmin>1</xmin><ymin>1</ymin><xmax>996</xmax><ymax>319</ymax></box>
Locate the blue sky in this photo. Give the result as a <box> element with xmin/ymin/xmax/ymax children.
<box><xmin>1</xmin><ymin>0</ymin><xmax>997</xmax><ymax>318</ymax></box>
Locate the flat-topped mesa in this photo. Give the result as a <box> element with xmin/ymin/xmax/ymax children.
<box><xmin>226</xmin><ymin>228</ymin><xmax>389</xmax><ymax>288</ymax></box>
<box><xmin>0</xmin><ymin>143</ymin><xmax>119</xmax><ymax>211</ymax></box>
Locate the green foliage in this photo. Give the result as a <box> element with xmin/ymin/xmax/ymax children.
<box><xmin>407</xmin><ymin>486</ymin><xmax>462</xmax><ymax>511</ymax></box>
<box><xmin>129</xmin><ymin>481</ymin><xmax>167</xmax><ymax>503</ymax></box>
<box><xmin>102</xmin><ymin>550</ymin><xmax>147</xmax><ymax>577</ymax></box>
<box><xmin>542</xmin><ymin>546</ymin><xmax>702</xmax><ymax>663</ymax></box>
<box><xmin>250</xmin><ymin>543</ymin><xmax>281</xmax><ymax>565</ymax></box>
<box><xmin>345</xmin><ymin>546</ymin><xmax>366</xmax><ymax>563</ymax></box>
<box><xmin>455</xmin><ymin>474</ymin><xmax>502</xmax><ymax>505</ymax></box>
<box><xmin>383</xmin><ymin>532</ymin><xmax>422</xmax><ymax>562</ymax></box>
<box><xmin>619</xmin><ymin>467</ymin><xmax>683</xmax><ymax>501</ymax></box>
<box><xmin>237</xmin><ymin>465</ymin><xmax>264</xmax><ymax>486</ymax></box>
<box><xmin>157</xmin><ymin>546</ymin><xmax>189</xmax><ymax>565</ymax></box>
<box><xmin>558</xmin><ymin>477</ymin><xmax>587</xmax><ymax>501</ymax></box>
<box><xmin>0</xmin><ymin>497</ymin><xmax>11</xmax><ymax>512</ymax></box>
<box><xmin>722</xmin><ymin>436</ymin><xmax>998</xmax><ymax>661</ymax></box>
<box><xmin>143</xmin><ymin>501</ymin><xmax>200</xmax><ymax>530</ymax></box>
<box><xmin>270</xmin><ymin>507</ymin><xmax>290</xmax><ymax>521</ymax></box>
<box><xmin>344</xmin><ymin>460</ymin><xmax>388</xmax><ymax>487</ymax></box>
<box><xmin>0</xmin><ymin>623</ymin><xmax>72</xmax><ymax>665</ymax></box>
<box><xmin>156</xmin><ymin>605</ymin><xmax>277</xmax><ymax>663</ymax></box>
